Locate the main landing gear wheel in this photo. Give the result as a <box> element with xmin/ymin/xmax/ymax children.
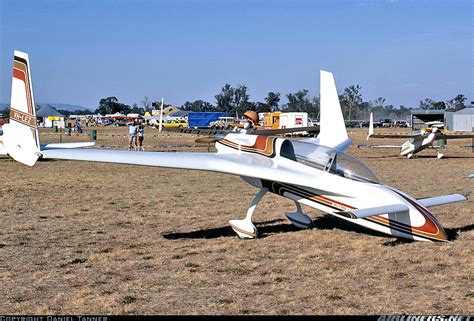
<box><xmin>285</xmin><ymin>201</ymin><xmax>313</xmax><ymax>229</ymax></box>
<box><xmin>229</xmin><ymin>188</ymin><xmax>268</xmax><ymax>239</ymax></box>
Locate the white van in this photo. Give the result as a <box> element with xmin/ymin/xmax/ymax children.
<box><xmin>279</xmin><ymin>112</ymin><xmax>308</xmax><ymax>129</ymax></box>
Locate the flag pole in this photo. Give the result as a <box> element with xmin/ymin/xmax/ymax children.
<box><xmin>159</xmin><ymin>97</ymin><xmax>164</xmax><ymax>133</ymax></box>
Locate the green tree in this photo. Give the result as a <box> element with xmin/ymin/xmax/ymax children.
<box><xmin>285</xmin><ymin>89</ymin><xmax>311</xmax><ymax>112</ymax></box>
<box><xmin>432</xmin><ymin>101</ymin><xmax>446</xmax><ymax>110</ymax></box>
<box><xmin>233</xmin><ymin>85</ymin><xmax>250</xmax><ymax>116</ymax></box>
<box><xmin>130</xmin><ymin>103</ymin><xmax>144</xmax><ymax>114</ymax></box>
<box><xmin>95</xmin><ymin>97</ymin><xmax>131</xmax><ymax>115</ymax></box>
<box><xmin>215</xmin><ymin>84</ymin><xmax>235</xmax><ymax>113</ymax></box>
<box><xmin>446</xmin><ymin>94</ymin><xmax>467</xmax><ymax>111</ymax></box>
<box><xmin>265</xmin><ymin>92</ymin><xmax>281</xmax><ymax>111</ymax></box>
<box><xmin>182</xmin><ymin>100</ymin><xmax>216</xmax><ymax>112</ymax></box>
<box><xmin>419</xmin><ymin>98</ymin><xmax>435</xmax><ymax>110</ymax></box>
<box><xmin>341</xmin><ymin>85</ymin><xmax>362</xmax><ymax>121</ymax></box>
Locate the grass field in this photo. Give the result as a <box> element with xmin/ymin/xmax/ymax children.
<box><xmin>1</xmin><ymin>126</ymin><xmax>473</xmax><ymax>314</ymax></box>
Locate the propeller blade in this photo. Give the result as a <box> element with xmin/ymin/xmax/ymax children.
<box><xmin>195</xmin><ymin>137</ymin><xmax>220</xmax><ymax>144</ymax></box>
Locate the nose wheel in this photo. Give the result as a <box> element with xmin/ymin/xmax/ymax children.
<box><xmin>229</xmin><ymin>188</ymin><xmax>268</xmax><ymax>239</ymax></box>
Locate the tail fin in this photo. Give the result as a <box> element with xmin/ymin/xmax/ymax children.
<box><xmin>316</xmin><ymin>70</ymin><xmax>351</xmax><ymax>151</ymax></box>
<box><xmin>2</xmin><ymin>50</ymin><xmax>41</xmax><ymax>166</ymax></box>
<box><xmin>367</xmin><ymin>112</ymin><xmax>374</xmax><ymax>140</ymax></box>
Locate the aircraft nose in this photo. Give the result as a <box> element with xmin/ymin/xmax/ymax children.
<box><xmin>412</xmin><ymin>204</ymin><xmax>449</xmax><ymax>242</ymax></box>
<box><xmin>390</xmin><ymin>189</ymin><xmax>449</xmax><ymax>242</ymax></box>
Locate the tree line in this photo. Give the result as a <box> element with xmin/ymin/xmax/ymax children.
<box><xmin>2</xmin><ymin>86</ymin><xmax>470</xmax><ymax>122</ymax></box>
<box><xmin>180</xmin><ymin>84</ymin><xmax>472</xmax><ymax>121</ymax></box>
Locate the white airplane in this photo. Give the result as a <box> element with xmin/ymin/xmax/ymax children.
<box><xmin>0</xmin><ymin>125</ymin><xmax>95</xmax><ymax>156</ymax></box>
<box><xmin>3</xmin><ymin>50</ymin><xmax>469</xmax><ymax>242</ymax></box>
<box><xmin>367</xmin><ymin>113</ymin><xmax>474</xmax><ymax>159</ymax></box>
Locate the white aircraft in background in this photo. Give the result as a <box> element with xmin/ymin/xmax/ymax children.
<box><xmin>0</xmin><ymin>126</ymin><xmax>95</xmax><ymax>156</ymax></box>
<box><xmin>367</xmin><ymin>113</ymin><xmax>474</xmax><ymax>159</ymax></box>
<box><xmin>3</xmin><ymin>50</ymin><xmax>469</xmax><ymax>242</ymax></box>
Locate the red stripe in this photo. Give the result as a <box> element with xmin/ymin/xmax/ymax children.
<box><xmin>12</xmin><ymin>67</ymin><xmax>32</xmax><ymax>114</ymax></box>
<box><xmin>13</xmin><ymin>68</ymin><xmax>26</xmax><ymax>82</ymax></box>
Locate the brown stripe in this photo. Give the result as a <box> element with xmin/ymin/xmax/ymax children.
<box><xmin>13</xmin><ymin>60</ymin><xmax>33</xmax><ymax>114</ymax></box>
<box><xmin>10</xmin><ymin>108</ymin><xmax>36</xmax><ymax>127</ymax></box>
<box><xmin>219</xmin><ymin>136</ymin><xmax>277</xmax><ymax>158</ymax></box>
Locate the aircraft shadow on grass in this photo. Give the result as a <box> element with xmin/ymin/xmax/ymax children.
<box><xmin>444</xmin><ymin>223</ymin><xmax>474</xmax><ymax>241</ymax></box>
<box><xmin>162</xmin><ymin>217</ymin><xmax>474</xmax><ymax>244</ymax></box>
<box><xmin>163</xmin><ymin>215</ymin><xmax>397</xmax><ymax>242</ymax></box>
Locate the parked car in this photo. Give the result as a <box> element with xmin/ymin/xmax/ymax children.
<box><xmin>346</xmin><ymin>121</ymin><xmax>360</xmax><ymax>128</ymax></box>
<box><xmin>379</xmin><ymin>118</ymin><xmax>392</xmax><ymax>128</ymax></box>
<box><xmin>392</xmin><ymin>120</ymin><xmax>409</xmax><ymax>128</ymax></box>
<box><xmin>210</xmin><ymin>117</ymin><xmax>239</xmax><ymax>130</ymax></box>
<box><xmin>162</xmin><ymin>119</ymin><xmax>188</xmax><ymax>128</ymax></box>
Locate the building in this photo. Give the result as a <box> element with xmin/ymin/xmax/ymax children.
<box><xmin>36</xmin><ymin>104</ymin><xmax>65</xmax><ymax>128</ymax></box>
<box><xmin>152</xmin><ymin>106</ymin><xmax>181</xmax><ymax>117</ymax></box>
<box><xmin>410</xmin><ymin>109</ymin><xmax>445</xmax><ymax>130</ymax></box>
<box><xmin>445</xmin><ymin>108</ymin><xmax>474</xmax><ymax>131</ymax></box>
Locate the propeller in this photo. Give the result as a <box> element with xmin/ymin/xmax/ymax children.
<box><xmin>195</xmin><ymin>137</ymin><xmax>221</xmax><ymax>144</ymax></box>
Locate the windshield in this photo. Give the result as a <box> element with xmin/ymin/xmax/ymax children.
<box><xmin>291</xmin><ymin>141</ymin><xmax>380</xmax><ymax>184</ymax></box>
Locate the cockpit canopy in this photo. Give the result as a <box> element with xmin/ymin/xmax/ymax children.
<box><xmin>285</xmin><ymin>141</ymin><xmax>380</xmax><ymax>184</ymax></box>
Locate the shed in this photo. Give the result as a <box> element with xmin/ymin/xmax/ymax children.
<box><xmin>410</xmin><ymin>109</ymin><xmax>445</xmax><ymax>130</ymax></box>
<box><xmin>36</xmin><ymin>104</ymin><xmax>65</xmax><ymax>128</ymax></box>
<box><xmin>445</xmin><ymin>108</ymin><xmax>474</xmax><ymax>131</ymax></box>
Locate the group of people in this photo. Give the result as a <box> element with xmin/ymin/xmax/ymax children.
<box><xmin>127</xmin><ymin>120</ymin><xmax>145</xmax><ymax>151</ymax></box>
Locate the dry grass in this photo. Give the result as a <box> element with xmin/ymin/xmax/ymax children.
<box><xmin>1</xmin><ymin>126</ymin><xmax>473</xmax><ymax>315</ymax></box>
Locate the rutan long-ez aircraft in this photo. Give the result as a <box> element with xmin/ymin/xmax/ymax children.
<box><xmin>2</xmin><ymin>50</ymin><xmax>468</xmax><ymax>242</ymax></box>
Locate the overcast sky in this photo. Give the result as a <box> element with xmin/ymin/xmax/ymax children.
<box><xmin>0</xmin><ymin>0</ymin><xmax>472</xmax><ymax>109</ymax></box>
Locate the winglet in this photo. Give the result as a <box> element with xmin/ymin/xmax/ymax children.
<box><xmin>2</xmin><ymin>50</ymin><xmax>41</xmax><ymax>166</ymax></box>
<box><xmin>317</xmin><ymin>70</ymin><xmax>351</xmax><ymax>151</ymax></box>
<box><xmin>367</xmin><ymin>112</ymin><xmax>374</xmax><ymax>141</ymax></box>
<box><xmin>417</xmin><ymin>194</ymin><xmax>467</xmax><ymax>208</ymax></box>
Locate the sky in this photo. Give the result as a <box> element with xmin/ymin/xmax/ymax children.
<box><xmin>0</xmin><ymin>0</ymin><xmax>472</xmax><ymax>110</ymax></box>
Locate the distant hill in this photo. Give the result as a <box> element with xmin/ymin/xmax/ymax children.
<box><xmin>0</xmin><ymin>103</ymin><xmax>92</xmax><ymax>112</ymax></box>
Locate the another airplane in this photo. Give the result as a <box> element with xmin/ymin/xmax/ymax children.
<box><xmin>0</xmin><ymin>125</ymin><xmax>95</xmax><ymax>156</ymax></box>
<box><xmin>3</xmin><ymin>50</ymin><xmax>469</xmax><ymax>242</ymax></box>
<box><xmin>367</xmin><ymin>113</ymin><xmax>474</xmax><ymax>159</ymax></box>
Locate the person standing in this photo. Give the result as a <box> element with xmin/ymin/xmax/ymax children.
<box><xmin>127</xmin><ymin>120</ymin><xmax>139</xmax><ymax>151</ymax></box>
<box><xmin>137</xmin><ymin>121</ymin><xmax>145</xmax><ymax>151</ymax></box>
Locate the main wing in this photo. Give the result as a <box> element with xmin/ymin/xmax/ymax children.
<box><xmin>41</xmin><ymin>147</ymin><xmax>320</xmax><ymax>190</ymax></box>
<box><xmin>438</xmin><ymin>132</ymin><xmax>474</xmax><ymax>139</ymax></box>
<box><xmin>369</xmin><ymin>133</ymin><xmax>415</xmax><ymax>139</ymax></box>
<box><xmin>164</xmin><ymin>126</ymin><xmax>320</xmax><ymax>137</ymax></box>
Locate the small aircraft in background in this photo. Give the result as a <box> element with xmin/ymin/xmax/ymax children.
<box><xmin>425</xmin><ymin>121</ymin><xmax>445</xmax><ymax>129</ymax></box>
<box><xmin>0</xmin><ymin>128</ymin><xmax>95</xmax><ymax>156</ymax></box>
<box><xmin>366</xmin><ymin>113</ymin><xmax>474</xmax><ymax>159</ymax></box>
<box><xmin>3</xmin><ymin>50</ymin><xmax>469</xmax><ymax>242</ymax></box>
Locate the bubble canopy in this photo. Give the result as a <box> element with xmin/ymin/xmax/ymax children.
<box><xmin>288</xmin><ymin>141</ymin><xmax>381</xmax><ymax>184</ymax></box>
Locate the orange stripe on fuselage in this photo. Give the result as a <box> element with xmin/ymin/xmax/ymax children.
<box><xmin>219</xmin><ymin>136</ymin><xmax>276</xmax><ymax>157</ymax></box>
<box><xmin>12</xmin><ymin>61</ymin><xmax>33</xmax><ymax>115</ymax></box>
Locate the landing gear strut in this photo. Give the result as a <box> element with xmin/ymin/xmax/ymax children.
<box><xmin>229</xmin><ymin>188</ymin><xmax>268</xmax><ymax>239</ymax></box>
